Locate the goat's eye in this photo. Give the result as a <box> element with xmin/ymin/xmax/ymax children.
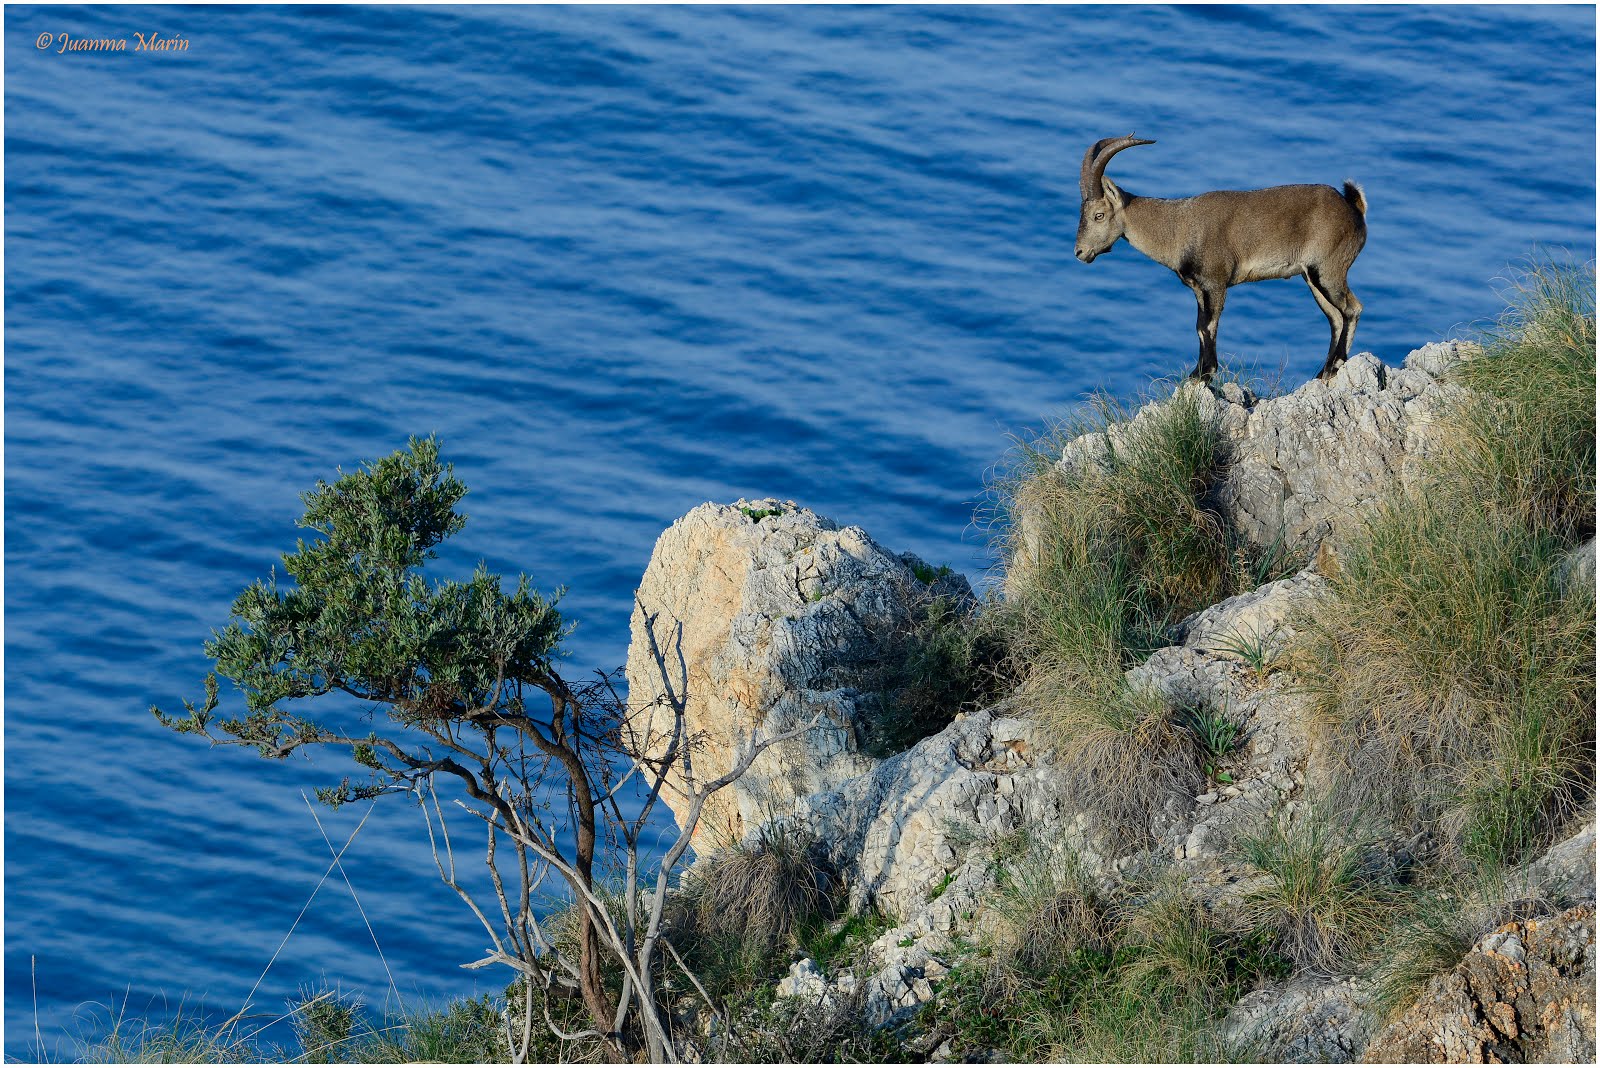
<box><xmin>1094</xmin><ymin>212</ymin><xmax>1105</xmax><ymax>221</ymax></box>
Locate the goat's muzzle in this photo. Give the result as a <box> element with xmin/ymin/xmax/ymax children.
<box><xmin>1075</xmin><ymin>247</ymin><xmax>1097</xmax><ymax>264</ymax></box>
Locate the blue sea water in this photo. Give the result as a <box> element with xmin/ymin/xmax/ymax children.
<box><xmin>4</xmin><ymin>3</ymin><xmax>1594</xmax><ymax>1057</ymax></box>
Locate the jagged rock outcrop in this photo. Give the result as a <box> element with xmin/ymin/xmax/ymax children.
<box><xmin>1223</xmin><ymin>977</ymin><xmax>1380</xmax><ymax>1063</ymax></box>
<box><xmin>1212</xmin><ymin>345</ymin><xmax>1469</xmax><ymax>552</ymax></box>
<box><xmin>625</xmin><ymin>498</ymin><xmax>968</xmax><ymax>841</ymax></box>
<box><xmin>780</xmin><ymin>706</ymin><xmax>1074</xmax><ymax>918</ymax></box>
<box><xmin>1014</xmin><ymin>345</ymin><xmax>1472</xmax><ymax>591</ymax></box>
<box><xmin>1363</xmin><ymin>905</ymin><xmax>1596</xmax><ymax>1064</ymax></box>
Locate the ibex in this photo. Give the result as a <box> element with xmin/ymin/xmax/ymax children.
<box><xmin>1075</xmin><ymin>134</ymin><xmax>1368</xmax><ymax>381</ymax></box>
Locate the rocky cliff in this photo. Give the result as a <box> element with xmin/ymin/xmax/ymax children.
<box><xmin>626</xmin><ymin>342</ymin><xmax>1596</xmax><ymax>1062</ymax></box>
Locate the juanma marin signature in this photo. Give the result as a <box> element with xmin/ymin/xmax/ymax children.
<box><xmin>40</xmin><ymin>31</ymin><xmax>189</xmax><ymax>53</ymax></box>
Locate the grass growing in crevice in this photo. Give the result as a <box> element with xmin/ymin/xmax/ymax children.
<box><xmin>1364</xmin><ymin>871</ymin><xmax>1524</xmax><ymax>1023</ymax></box>
<box><xmin>994</xmin><ymin>385</ymin><xmax>1257</xmax><ymax>836</ymax></box>
<box><xmin>1236</xmin><ymin>799</ymin><xmax>1398</xmax><ymax>974</ymax></box>
<box><xmin>920</xmin><ymin>845</ymin><xmax>1287</xmax><ymax>1062</ymax></box>
<box><xmin>1296</xmin><ymin>258</ymin><xmax>1597</xmax><ymax>866</ymax></box>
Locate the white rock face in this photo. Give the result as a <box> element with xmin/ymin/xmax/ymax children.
<box><xmin>783</xmin><ymin>706</ymin><xmax>1077</xmax><ymax>918</ymax></box>
<box><xmin>625</xmin><ymin>498</ymin><xmax>968</xmax><ymax>841</ymax></box>
<box><xmin>1214</xmin><ymin>348</ymin><xmax>1468</xmax><ymax>551</ymax></box>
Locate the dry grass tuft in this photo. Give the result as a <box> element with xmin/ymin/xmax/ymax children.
<box><xmin>1295</xmin><ymin>258</ymin><xmax>1596</xmax><ymax>864</ymax></box>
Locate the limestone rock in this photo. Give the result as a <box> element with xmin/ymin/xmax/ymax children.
<box><xmin>625</xmin><ymin>498</ymin><xmax>968</xmax><ymax>840</ymax></box>
<box><xmin>1222</xmin><ymin>977</ymin><xmax>1378</xmax><ymax>1062</ymax></box>
<box><xmin>1216</xmin><ymin>350</ymin><xmax>1461</xmax><ymax>553</ymax></box>
<box><xmin>778</xmin><ymin>706</ymin><xmax>1083</xmax><ymax>921</ymax></box>
<box><xmin>1527</xmin><ymin>822</ymin><xmax>1597</xmax><ymax>908</ymax></box>
<box><xmin>1362</xmin><ymin>905</ymin><xmax>1596</xmax><ymax>1063</ymax></box>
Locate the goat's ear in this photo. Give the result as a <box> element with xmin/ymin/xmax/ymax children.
<box><xmin>1101</xmin><ymin>176</ymin><xmax>1125</xmax><ymax>208</ymax></box>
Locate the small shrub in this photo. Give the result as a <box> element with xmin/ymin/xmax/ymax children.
<box><xmin>1211</xmin><ymin>626</ymin><xmax>1287</xmax><ymax>683</ymax></box>
<box><xmin>739</xmin><ymin>505</ymin><xmax>784</xmax><ymax>522</ymax></box>
<box><xmin>857</xmin><ymin>589</ymin><xmax>1004</xmax><ymax>759</ymax></box>
<box><xmin>342</xmin><ymin>996</ymin><xmax>512</xmax><ymax>1064</ymax></box>
<box><xmin>292</xmin><ymin>987</ymin><xmax>360</xmax><ymax>1062</ymax></box>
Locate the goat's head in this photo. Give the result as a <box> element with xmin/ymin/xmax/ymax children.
<box><xmin>1075</xmin><ymin>134</ymin><xmax>1154</xmax><ymax>263</ymax></box>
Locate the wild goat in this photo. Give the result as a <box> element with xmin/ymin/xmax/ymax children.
<box><xmin>1075</xmin><ymin>134</ymin><xmax>1368</xmax><ymax>381</ymax></box>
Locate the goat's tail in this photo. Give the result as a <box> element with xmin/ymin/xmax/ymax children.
<box><xmin>1342</xmin><ymin>180</ymin><xmax>1367</xmax><ymax>217</ymax></box>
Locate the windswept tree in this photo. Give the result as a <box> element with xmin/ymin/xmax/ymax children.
<box><xmin>155</xmin><ymin>438</ymin><xmax>811</xmax><ymax>1062</ymax></box>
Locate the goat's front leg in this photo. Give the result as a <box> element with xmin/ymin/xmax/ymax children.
<box><xmin>1186</xmin><ymin>279</ymin><xmax>1226</xmax><ymax>380</ymax></box>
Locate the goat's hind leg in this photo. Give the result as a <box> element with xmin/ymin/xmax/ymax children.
<box><xmin>1305</xmin><ymin>268</ymin><xmax>1347</xmax><ymax>381</ymax></box>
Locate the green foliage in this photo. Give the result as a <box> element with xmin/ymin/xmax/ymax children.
<box><xmin>798</xmin><ymin>906</ymin><xmax>897</xmax><ymax>976</ymax></box>
<box><xmin>909</xmin><ymin>560</ymin><xmax>955</xmax><ymax>585</ymax></box>
<box><xmin>152</xmin><ymin>437</ymin><xmax>570</xmax><ymax>797</ymax></box>
<box><xmin>72</xmin><ymin>990</ymin><xmax>537</xmax><ymax>1065</ymax></box>
<box><xmin>857</xmin><ymin>590</ymin><xmax>1004</xmax><ymax>759</ymax></box>
<box><xmin>1178</xmin><ymin>703</ymin><xmax>1245</xmax><ymax>784</ymax></box>
<box><xmin>292</xmin><ymin>988</ymin><xmax>360</xmax><ymax>1062</ymax></box>
<box><xmin>71</xmin><ymin>1000</ymin><xmax>254</xmax><ymax>1064</ymax></box>
<box><xmin>1211</xmin><ymin>626</ymin><xmax>1287</xmax><ymax>684</ymax></box>
<box><xmin>739</xmin><ymin>505</ymin><xmax>785</xmax><ymax>522</ymax></box>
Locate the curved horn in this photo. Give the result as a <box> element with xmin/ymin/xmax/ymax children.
<box><xmin>1080</xmin><ymin>133</ymin><xmax>1156</xmax><ymax>200</ymax></box>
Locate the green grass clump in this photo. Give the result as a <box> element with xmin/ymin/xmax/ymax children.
<box><xmin>707</xmin><ymin>981</ymin><xmax>913</xmax><ymax>1064</ymax></box>
<box><xmin>1448</xmin><ymin>259</ymin><xmax>1595</xmax><ymax>538</ymax></box>
<box><xmin>1178</xmin><ymin>703</ymin><xmax>1246</xmax><ymax>785</ymax></box>
<box><xmin>71</xmin><ymin>1001</ymin><xmax>256</xmax><ymax>1064</ymax></box>
<box><xmin>70</xmin><ymin>989</ymin><xmax>559</xmax><ymax>1065</ymax></box>
<box><xmin>1296</xmin><ymin>259</ymin><xmax>1596</xmax><ymax>866</ymax></box>
<box><xmin>1367</xmin><ymin>878</ymin><xmax>1505</xmax><ymax>1022</ymax></box>
<box><xmin>739</xmin><ymin>505</ymin><xmax>784</xmax><ymax>522</ymax></box>
<box><xmin>995</xmin><ymin>387</ymin><xmax>1239</xmax><ymax>837</ymax></box>
<box><xmin>922</xmin><ymin>847</ymin><xmax>1283</xmax><ymax>1062</ymax></box>
<box><xmin>1237</xmin><ymin>800</ymin><xmax>1397</xmax><ymax>974</ymax></box>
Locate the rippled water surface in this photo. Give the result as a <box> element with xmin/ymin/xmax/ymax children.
<box><xmin>5</xmin><ymin>4</ymin><xmax>1594</xmax><ymax>1055</ymax></box>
